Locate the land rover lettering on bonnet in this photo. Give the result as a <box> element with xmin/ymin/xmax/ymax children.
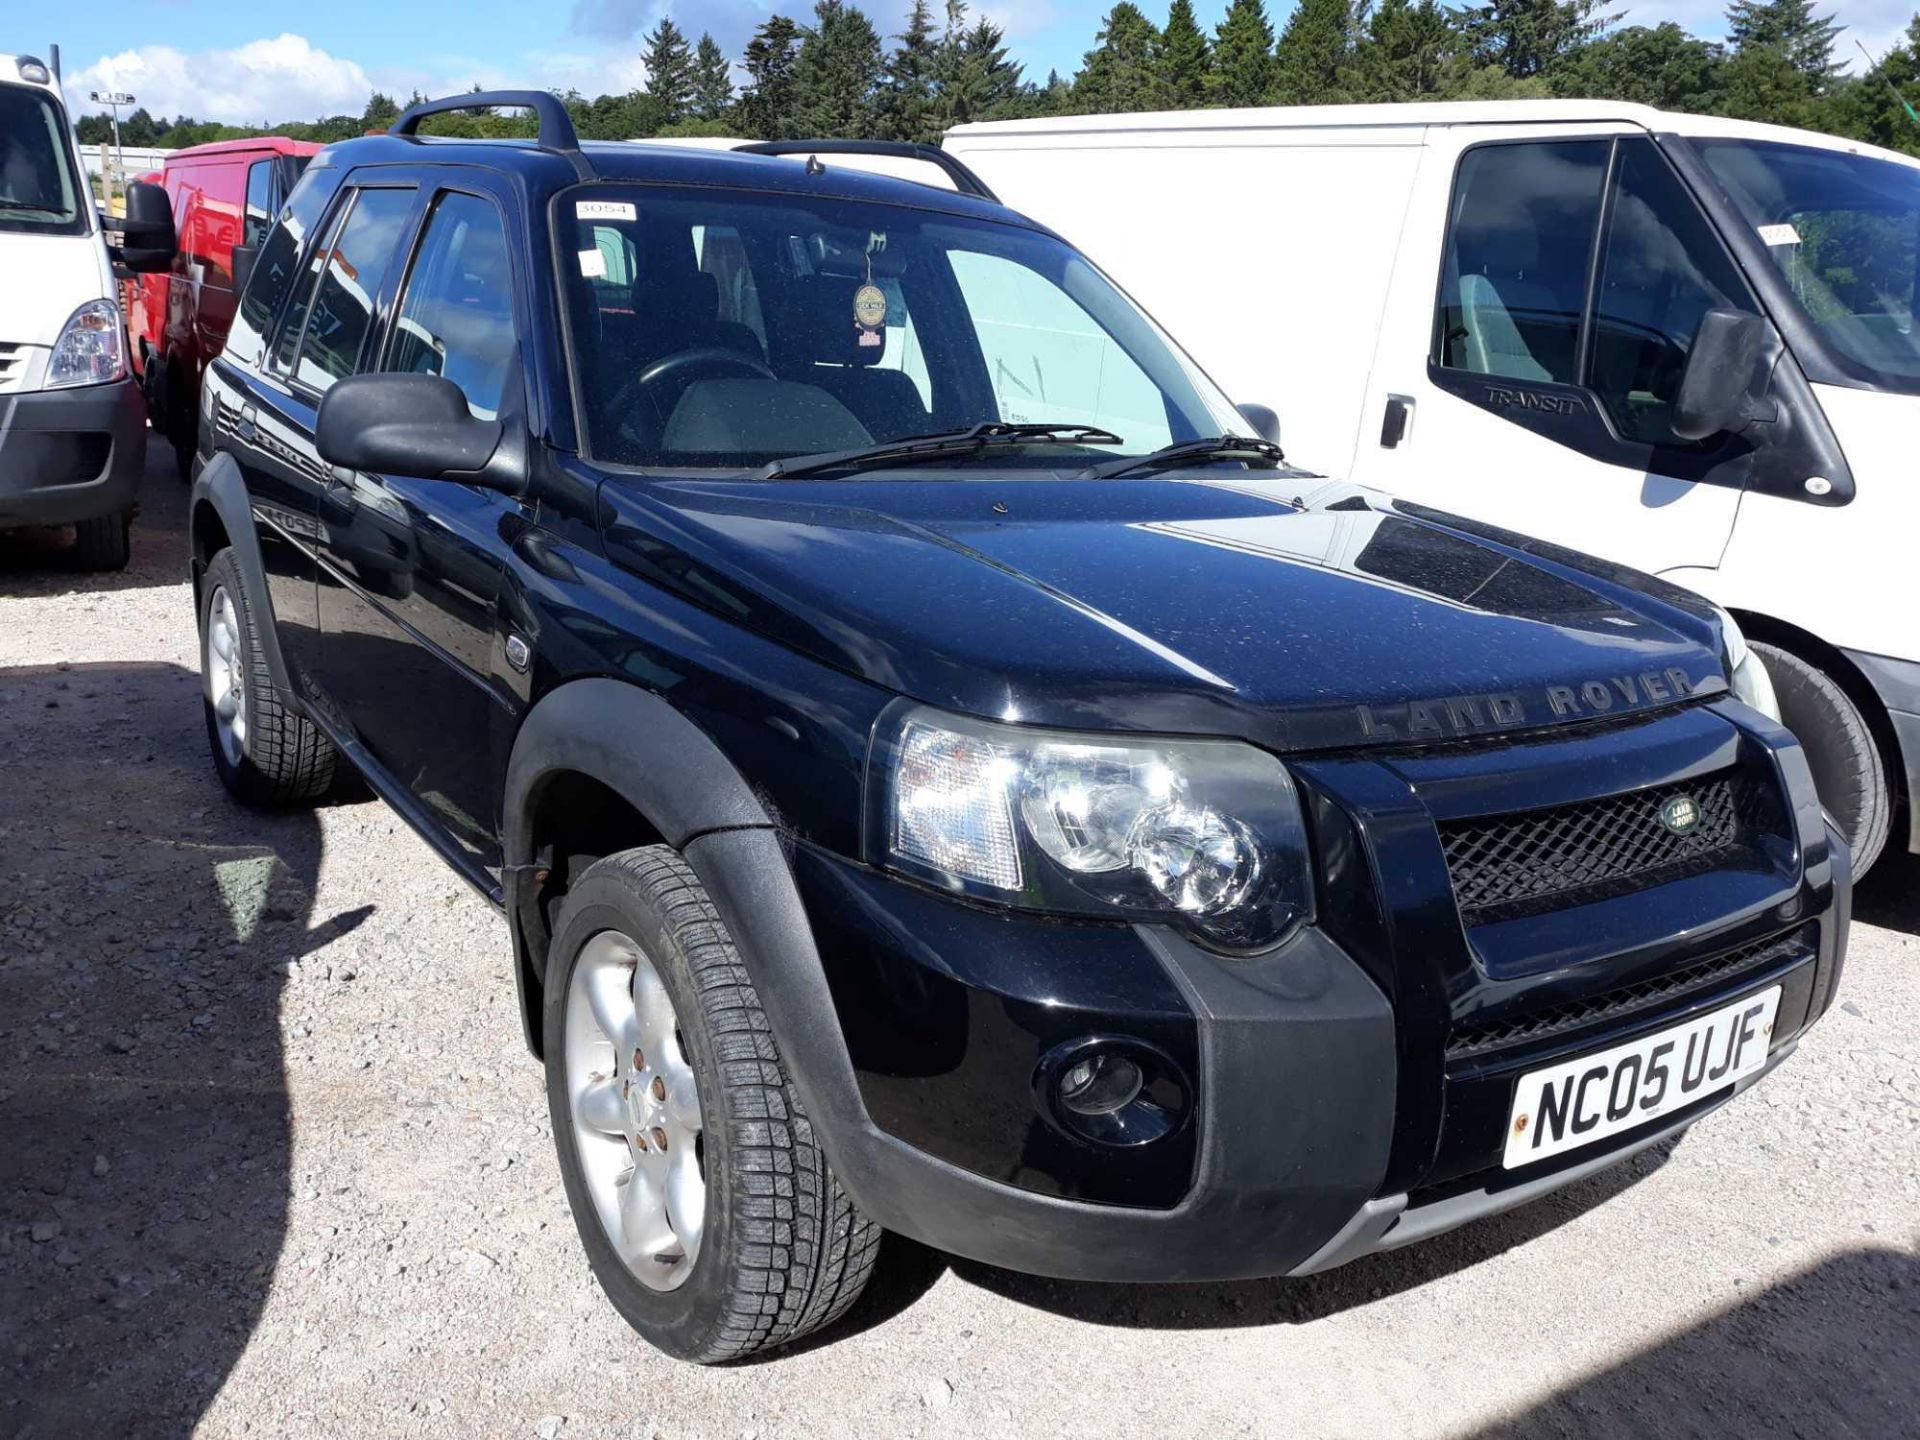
<box><xmin>187</xmin><ymin>91</ymin><xmax>1848</xmax><ymax>1363</ymax></box>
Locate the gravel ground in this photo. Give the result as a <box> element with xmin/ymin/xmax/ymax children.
<box><xmin>2</xmin><ymin>444</ymin><xmax>1916</xmax><ymax>1440</ymax></box>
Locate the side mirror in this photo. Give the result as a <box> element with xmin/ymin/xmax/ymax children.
<box><xmin>1237</xmin><ymin>402</ymin><xmax>1281</xmax><ymax>446</ymax></box>
<box><xmin>111</xmin><ymin>180</ymin><xmax>177</xmax><ymax>274</ymax></box>
<box><xmin>316</xmin><ymin>374</ymin><xmax>514</xmax><ymax>489</ymax></box>
<box><xmin>232</xmin><ymin>242</ymin><xmax>258</xmax><ymax>296</ymax></box>
<box><xmin>1672</xmin><ymin>309</ymin><xmax>1782</xmax><ymax>442</ymax></box>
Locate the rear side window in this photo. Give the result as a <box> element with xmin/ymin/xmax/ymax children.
<box><xmin>279</xmin><ymin>186</ymin><xmax>416</xmax><ymax>392</ymax></box>
<box><xmin>243</xmin><ymin>160</ymin><xmax>274</xmax><ymax>248</ymax></box>
<box><xmin>1436</xmin><ymin>141</ymin><xmax>1608</xmax><ymax>385</ymax></box>
<box><xmin>383</xmin><ymin>191</ymin><xmax>517</xmax><ymax>419</ymax></box>
<box><xmin>231</xmin><ymin>164</ymin><xmax>336</xmax><ymax>366</ymax></box>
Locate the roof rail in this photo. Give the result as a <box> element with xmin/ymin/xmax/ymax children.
<box><xmin>733</xmin><ymin>140</ymin><xmax>1000</xmax><ymax>203</ymax></box>
<box><xmin>390</xmin><ymin>90</ymin><xmax>594</xmax><ymax>181</ymax></box>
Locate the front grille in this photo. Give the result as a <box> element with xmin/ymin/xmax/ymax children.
<box><xmin>1439</xmin><ymin>771</ymin><xmax>1760</xmax><ymax>924</ymax></box>
<box><xmin>0</xmin><ymin>343</ymin><xmax>24</xmax><ymax>392</ymax></box>
<box><xmin>1446</xmin><ymin>927</ymin><xmax>1805</xmax><ymax>1060</ymax></box>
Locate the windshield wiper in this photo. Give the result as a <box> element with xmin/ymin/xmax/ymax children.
<box><xmin>0</xmin><ymin>201</ymin><xmax>71</xmax><ymax>218</ymax></box>
<box><xmin>1079</xmin><ymin>435</ymin><xmax>1287</xmax><ymax>479</ymax></box>
<box><xmin>761</xmin><ymin>422</ymin><xmax>1123</xmax><ymax>480</ymax></box>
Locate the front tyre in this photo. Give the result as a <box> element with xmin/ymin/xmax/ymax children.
<box><xmin>545</xmin><ymin>847</ymin><xmax>879</xmax><ymax>1363</ymax></box>
<box><xmin>198</xmin><ymin>547</ymin><xmax>338</xmax><ymax>805</ymax></box>
<box><xmin>71</xmin><ymin>512</ymin><xmax>131</xmax><ymax>572</ymax></box>
<box><xmin>1752</xmin><ymin>641</ymin><xmax>1891</xmax><ymax>877</ymax></box>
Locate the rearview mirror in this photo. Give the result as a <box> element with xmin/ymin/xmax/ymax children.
<box><xmin>111</xmin><ymin>180</ymin><xmax>177</xmax><ymax>274</ymax></box>
<box><xmin>1672</xmin><ymin>309</ymin><xmax>1782</xmax><ymax>442</ymax></box>
<box><xmin>1237</xmin><ymin>402</ymin><xmax>1281</xmax><ymax>446</ymax></box>
<box><xmin>315</xmin><ymin>374</ymin><xmax>514</xmax><ymax>489</ymax></box>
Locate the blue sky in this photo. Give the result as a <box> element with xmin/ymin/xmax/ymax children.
<box><xmin>54</xmin><ymin>0</ymin><xmax>1909</xmax><ymax>126</ymax></box>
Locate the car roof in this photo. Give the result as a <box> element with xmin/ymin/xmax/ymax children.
<box><xmin>314</xmin><ymin>132</ymin><xmax>1046</xmax><ymax>229</ymax></box>
<box><xmin>162</xmin><ymin>136</ymin><xmax>325</xmax><ymax>162</ymax></box>
<box><xmin>948</xmin><ymin>100</ymin><xmax>1920</xmax><ymax>171</ymax></box>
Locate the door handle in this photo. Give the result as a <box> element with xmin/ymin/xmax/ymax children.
<box><xmin>1379</xmin><ymin>394</ymin><xmax>1414</xmax><ymax>449</ymax></box>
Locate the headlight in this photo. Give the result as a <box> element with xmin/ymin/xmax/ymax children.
<box><xmin>1712</xmin><ymin>605</ymin><xmax>1781</xmax><ymax>723</ymax></box>
<box><xmin>876</xmin><ymin>706</ymin><xmax>1314</xmax><ymax>951</ymax></box>
<box><xmin>47</xmin><ymin>300</ymin><xmax>127</xmax><ymax>389</ymax></box>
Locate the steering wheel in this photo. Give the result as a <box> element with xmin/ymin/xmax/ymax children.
<box><xmin>614</xmin><ymin>346</ymin><xmax>777</xmax><ymax>450</ymax></box>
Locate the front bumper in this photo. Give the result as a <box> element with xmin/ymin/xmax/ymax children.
<box><xmin>684</xmin><ymin>701</ymin><xmax>1848</xmax><ymax>1285</ymax></box>
<box><xmin>0</xmin><ymin>377</ymin><xmax>146</xmax><ymax>528</ymax></box>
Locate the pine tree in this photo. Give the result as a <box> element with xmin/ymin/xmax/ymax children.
<box><xmin>1832</xmin><ymin>15</ymin><xmax>1920</xmax><ymax>154</ymax></box>
<box><xmin>1346</xmin><ymin>0</ymin><xmax>1465</xmax><ymax>100</ymax></box>
<box><xmin>882</xmin><ymin>0</ymin><xmax>941</xmax><ymax>141</ymax></box>
<box><xmin>1074</xmin><ymin>3</ymin><xmax>1167</xmax><ymax>113</ymax></box>
<box><xmin>1157</xmin><ymin>0</ymin><xmax>1212</xmax><ymax>105</ymax></box>
<box><xmin>795</xmin><ymin>0</ymin><xmax>885</xmax><ymax>138</ymax></box>
<box><xmin>1458</xmin><ymin>0</ymin><xmax>1618</xmax><ymax>80</ymax></box>
<box><xmin>1725</xmin><ymin>0</ymin><xmax>1842</xmax><ymax>86</ymax></box>
<box><xmin>955</xmin><ymin>17</ymin><xmax>1026</xmax><ymax>122</ymax></box>
<box><xmin>1209</xmin><ymin>0</ymin><xmax>1277</xmax><ymax>106</ymax></box>
<box><xmin>1550</xmin><ymin>22</ymin><xmax>1725</xmax><ymax>110</ymax></box>
<box><xmin>642</xmin><ymin>18</ymin><xmax>697</xmax><ymax>123</ymax></box>
<box><xmin>1271</xmin><ymin>0</ymin><xmax>1354</xmax><ymax>103</ymax></box>
<box><xmin>740</xmin><ymin>15</ymin><xmax>805</xmax><ymax>139</ymax></box>
<box><xmin>361</xmin><ymin>92</ymin><xmax>401</xmax><ymax>131</ymax></box>
<box><xmin>691</xmin><ymin>34</ymin><xmax>734</xmax><ymax>120</ymax></box>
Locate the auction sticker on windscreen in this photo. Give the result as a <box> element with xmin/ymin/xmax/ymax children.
<box><xmin>1504</xmin><ymin>986</ymin><xmax>1783</xmax><ymax>1168</ymax></box>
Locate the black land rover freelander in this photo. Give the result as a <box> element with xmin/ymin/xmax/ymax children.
<box><xmin>188</xmin><ymin>93</ymin><xmax>1849</xmax><ymax>1362</ymax></box>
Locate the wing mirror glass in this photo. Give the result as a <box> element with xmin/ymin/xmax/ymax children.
<box><xmin>1237</xmin><ymin>402</ymin><xmax>1281</xmax><ymax>446</ymax></box>
<box><xmin>111</xmin><ymin>180</ymin><xmax>177</xmax><ymax>274</ymax></box>
<box><xmin>1672</xmin><ymin>309</ymin><xmax>1783</xmax><ymax>441</ymax></box>
<box><xmin>315</xmin><ymin>374</ymin><xmax>521</xmax><ymax>493</ymax></box>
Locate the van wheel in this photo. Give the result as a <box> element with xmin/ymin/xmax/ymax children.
<box><xmin>199</xmin><ymin>548</ymin><xmax>338</xmax><ymax>805</ymax></box>
<box><xmin>545</xmin><ymin>846</ymin><xmax>879</xmax><ymax>1363</ymax></box>
<box><xmin>71</xmin><ymin>513</ymin><xmax>131</xmax><ymax>572</ymax></box>
<box><xmin>1752</xmin><ymin>641</ymin><xmax>1890</xmax><ymax>877</ymax></box>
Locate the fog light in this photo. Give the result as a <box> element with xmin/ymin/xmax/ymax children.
<box><xmin>1058</xmin><ymin>1054</ymin><xmax>1143</xmax><ymax>1116</ymax></box>
<box><xmin>1035</xmin><ymin>1037</ymin><xmax>1188</xmax><ymax>1148</ymax></box>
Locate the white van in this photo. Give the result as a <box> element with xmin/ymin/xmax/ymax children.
<box><xmin>948</xmin><ymin>100</ymin><xmax>1920</xmax><ymax>875</ymax></box>
<box><xmin>0</xmin><ymin>50</ymin><xmax>173</xmax><ymax>569</ymax></box>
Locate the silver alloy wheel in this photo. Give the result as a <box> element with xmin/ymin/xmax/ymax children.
<box><xmin>205</xmin><ymin>584</ymin><xmax>247</xmax><ymax>766</ymax></box>
<box><xmin>563</xmin><ymin>929</ymin><xmax>706</xmax><ymax>1291</ymax></box>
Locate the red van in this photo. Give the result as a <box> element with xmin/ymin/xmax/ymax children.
<box><xmin>131</xmin><ymin>137</ymin><xmax>319</xmax><ymax>476</ymax></box>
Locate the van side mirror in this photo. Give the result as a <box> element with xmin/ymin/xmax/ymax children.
<box><xmin>1237</xmin><ymin>402</ymin><xmax>1281</xmax><ymax>446</ymax></box>
<box><xmin>1672</xmin><ymin>309</ymin><xmax>1782</xmax><ymax>441</ymax></box>
<box><xmin>111</xmin><ymin>180</ymin><xmax>177</xmax><ymax>274</ymax></box>
<box><xmin>316</xmin><ymin>374</ymin><xmax>518</xmax><ymax>492</ymax></box>
<box><xmin>232</xmin><ymin>242</ymin><xmax>258</xmax><ymax>296</ymax></box>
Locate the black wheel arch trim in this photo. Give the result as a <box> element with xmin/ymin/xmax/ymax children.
<box><xmin>501</xmin><ymin>677</ymin><xmax>779</xmax><ymax>1054</ymax></box>
<box><xmin>189</xmin><ymin>451</ymin><xmax>296</xmax><ymax>702</ymax></box>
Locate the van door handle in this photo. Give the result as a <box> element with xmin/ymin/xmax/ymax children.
<box><xmin>1380</xmin><ymin>395</ymin><xmax>1414</xmax><ymax>449</ymax></box>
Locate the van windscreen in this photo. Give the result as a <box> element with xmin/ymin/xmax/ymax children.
<box><xmin>1697</xmin><ymin>138</ymin><xmax>1920</xmax><ymax>388</ymax></box>
<box><xmin>0</xmin><ymin>82</ymin><xmax>85</xmax><ymax>237</ymax></box>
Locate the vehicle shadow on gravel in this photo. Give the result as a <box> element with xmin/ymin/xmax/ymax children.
<box><xmin>1469</xmin><ymin>1247</ymin><xmax>1919</xmax><ymax>1438</ymax></box>
<box><xmin>943</xmin><ymin>1136</ymin><xmax>1677</xmax><ymax>1334</ymax></box>
<box><xmin>0</xmin><ymin>660</ymin><xmax>368</xmax><ymax>1440</ymax></box>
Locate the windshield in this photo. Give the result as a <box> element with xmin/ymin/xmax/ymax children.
<box><xmin>557</xmin><ymin>184</ymin><xmax>1249</xmax><ymax>469</ymax></box>
<box><xmin>1696</xmin><ymin>138</ymin><xmax>1920</xmax><ymax>387</ymax></box>
<box><xmin>0</xmin><ymin>82</ymin><xmax>85</xmax><ymax>236</ymax></box>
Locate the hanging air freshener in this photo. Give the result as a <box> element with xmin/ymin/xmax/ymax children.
<box><xmin>854</xmin><ymin>241</ymin><xmax>887</xmax><ymax>347</ymax></box>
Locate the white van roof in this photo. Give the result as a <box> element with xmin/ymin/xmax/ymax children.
<box><xmin>947</xmin><ymin>100</ymin><xmax>1920</xmax><ymax>171</ymax></box>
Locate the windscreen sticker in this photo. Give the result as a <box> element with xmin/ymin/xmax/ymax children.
<box><xmin>578</xmin><ymin>248</ymin><xmax>608</xmax><ymax>278</ymax></box>
<box><xmin>576</xmin><ymin>199</ymin><xmax>637</xmax><ymax>221</ymax></box>
<box><xmin>1757</xmin><ymin>223</ymin><xmax>1802</xmax><ymax>246</ymax></box>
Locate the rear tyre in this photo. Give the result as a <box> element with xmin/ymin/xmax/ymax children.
<box><xmin>545</xmin><ymin>846</ymin><xmax>879</xmax><ymax>1363</ymax></box>
<box><xmin>71</xmin><ymin>513</ymin><xmax>131</xmax><ymax>572</ymax></box>
<box><xmin>1752</xmin><ymin>640</ymin><xmax>1890</xmax><ymax>877</ymax></box>
<box><xmin>198</xmin><ymin>547</ymin><xmax>338</xmax><ymax>805</ymax></box>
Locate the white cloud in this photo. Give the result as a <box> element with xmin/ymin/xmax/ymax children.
<box><xmin>68</xmin><ymin>34</ymin><xmax>376</xmax><ymax>125</ymax></box>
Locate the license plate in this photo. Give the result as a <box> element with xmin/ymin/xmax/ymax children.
<box><xmin>1503</xmin><ymin>986</ymin><xmax>1781</xmax><ymax>1169</ymax></box>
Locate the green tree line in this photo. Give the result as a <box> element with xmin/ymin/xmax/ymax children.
<box><xmin>73</xmin><ymin>0</ymin><xmax>1920</xmax><ymax>159</ymax></box>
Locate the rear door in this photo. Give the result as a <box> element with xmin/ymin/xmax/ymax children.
<box><xmin>311</xmin><ymin>178</ymin><xmax>525</xmax><ymax>876</ymax></box>
<box><xmin>1352</xmin><ymin>125</ymin><xmax>1758</xmax><ymax>577</ymax></box>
